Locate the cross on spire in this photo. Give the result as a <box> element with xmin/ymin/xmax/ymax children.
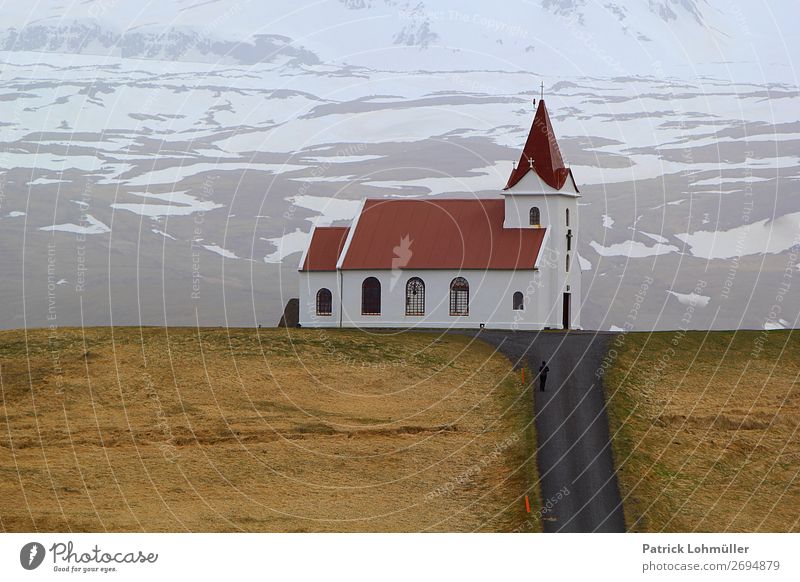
<box><xmin>532</xmin><ymin>81</ymin><xmax>545</xmax><ymax>108</ymax></box>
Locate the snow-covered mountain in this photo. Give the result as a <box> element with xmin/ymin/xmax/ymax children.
<box><xmin>1</xmin><ymin>0</ymin><xmax>798</xmax><ymax>80</ymax></box>
<box><xmin>0</xmin><ymin>1</ymin><xmax>798</xmax><ymax>332</ymax></box>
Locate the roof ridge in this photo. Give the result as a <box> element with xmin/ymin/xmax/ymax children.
<box><xmin>363</xmin><ymin>197</ymin><xmax>501</xmax><ymax>202</ymax></box>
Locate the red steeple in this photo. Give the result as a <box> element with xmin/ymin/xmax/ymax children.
<box><xmin>504</xmin><ymin>99</ymin><xmax>572</xmax><ymax>191</ymax></box>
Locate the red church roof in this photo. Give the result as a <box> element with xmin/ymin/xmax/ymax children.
<box><xmin>504</xmin><ymin>99</ymin><xmax>574</xmax><ymax>191</ymax></box>
<box><xmin>300</xmin><ymin>226</ymin><xmax>350</xmax><ymax>271</ymax></box>
<box><xmin>339</xmin><ymin>199</ymin><xmax>545</xmax><ymax>270</ymax></box>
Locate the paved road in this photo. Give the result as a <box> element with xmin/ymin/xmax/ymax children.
<box><xmin>475</xmin><ymin>330</ymin><xmax>626</xmax><ymax>533</ymax></box>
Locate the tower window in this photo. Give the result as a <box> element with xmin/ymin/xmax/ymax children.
<box><xmin>449</xmin><ymin>277</ymin><xmax>469</xmax><ymax>316</ymax></box>
<box><xmin>566</xmin><ymin>208</ymin><xmax>570</xmax><ymax>227</ymax></box>
<box><xmin>316</xmin><ymin>288</ymin><xmax>332</xmax><ymax>316</ymax></box>
<box><xmin>529</xmin><ymin>207</ymin><xmax>540</xmax><ymax>227</ymax></box>
<box><xmin>566</xmin><ymin>254</ymin><xmax>570</xmax><ymax>273</ymax></box>
<box><xmin>405</xmin><ymin>277</ymin><xmax>425</xmax><ymax>316</ymax></box>
<box><xmin>513</xmin><ymin>291</ymin><xmax>524</xmax><ymax>311</ymax></box>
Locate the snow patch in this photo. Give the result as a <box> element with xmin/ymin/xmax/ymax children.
<box><xmin>152</xmin><ymin>228</ymin><xmax>177</xmax><ymax>240</ymax></box>
<box><xmin>675</xmin><ymin>211</ymin><xmax>800</xmax><ymax>260</ymax></box>
<box><xmin>203</xmin><ymin>244</ymin><xmax>239</xmax><ymax>259</ymax></box>
<box><xmin>289</xmin><ymin>195</ymin><xmax>361</xmax><ymax>225</ymax></box>
<box><xmin>589</xmin><ymin>239</ymin><xmax>678</xmax><ymax>258</ymax></box>
<box><xmin>640</xmin><ymin>231</ymin><xmax>669</xmax><ymax>244</ymax></box>
<box><xmin>111</xmin><ymin>190</ymin><xmax>224</xmax><ymax>217</ymax></box>
<box><xmin>363</xmin><ymin>163</ymin><xmax>507</xmax><ymax>195</ymax></box>
<box><xmin>39</xmin><ymin>215</ymin><xmax>111</xmax><ymax>235</ymax></box>
<box><xmin>691</xmin><ymin>176</ymin><xmax>772</xmax><ymax>187</ymax></box>
<box><xmin>27</xmin><ymin>177</ymin><xmax>68</xmax><ymax>186</ymax></box>
<box><xmin>666</xmin><ymin>290</ymin><xmax>711</xmax><ymax>308</ymax></box>
<box><xmin>303</xmin><ymin>154</ymin><xmax>383</xmax><ymax>163</ymax></box>
<box><xmin>263</xmin><ymin>228</ymin><xmax>308</xmax><ymax>263</ymax></box>
<box><xmin>124</xmin><ymin>163</ymin><xmax>301</xmax><ymax>187</ymax></box>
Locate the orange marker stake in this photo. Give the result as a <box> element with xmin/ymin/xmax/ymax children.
<box><xmin>521</xmin><ymin>368</ymin><xmax>525</xmax><ymax>384</ymax></box>
<box><xmin>524</xmin><ymin>495</ymin><xmax>531</xmax><ymax>513</ymax></box>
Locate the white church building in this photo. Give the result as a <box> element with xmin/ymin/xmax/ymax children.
<box><xmin>297</xmin><ymin>99</ymin><xmax>581</xmax><ymax>330</ymax></box>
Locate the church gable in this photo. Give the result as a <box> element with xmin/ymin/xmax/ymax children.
<box><xmin>506</xmin><ymin>166</ymin><xmax>580</xmax><ymax>195</ymax></box>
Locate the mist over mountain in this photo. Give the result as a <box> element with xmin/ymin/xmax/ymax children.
<box><xmin>1</xmin><ymin>0</ymin><xmax>797</xmax><ymax>79</ymax></box>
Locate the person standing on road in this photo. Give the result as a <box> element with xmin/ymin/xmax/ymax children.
<box><xmin>538</xmin><ymin>361</ymin><xmax>549</xmax><ymax>392</ymax></box>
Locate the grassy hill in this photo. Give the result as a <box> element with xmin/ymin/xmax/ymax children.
<box><xmin>604</xmin><ymin>330</ymin><xmax>800</xmax><ymax>532</ymax></box>
<box><xmin>0</xmin><ymin>327</ymin><xmax>540</xmax><ymax>532</ymax></box>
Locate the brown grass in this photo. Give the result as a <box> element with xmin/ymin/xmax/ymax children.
<box><xmin>0</xmin><ymin>327</ymin><xmax>541</xmax><ymax>532</ymax></box>
<box><xmin>604</xmin><ymin>330</ymin><xmax>800</xmax><ymax>532</ymax></box>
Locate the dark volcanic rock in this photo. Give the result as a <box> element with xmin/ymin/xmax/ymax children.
<box><xmin>278</xmin><ymin>298</ymin><xmax>300</xmax><ymax>328</ymax></box>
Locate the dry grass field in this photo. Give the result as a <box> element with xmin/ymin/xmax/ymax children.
<box><xmin>604</xmin><ymin>330</ymin><xmax>800</xmax><ymax>532</ymax></box>
<box><xmin>0</xmin><ymin>327</ymin><xmax>540</xmax><ymax>532</ymax></box>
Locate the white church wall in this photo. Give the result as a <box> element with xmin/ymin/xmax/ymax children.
<box><xmin>548</xmin><ymin>195</ymin><xmax>581</xmax><ymax>329</ymax></box>
<box><xmin>335</xmin><ymin>269</ymin><xmax>559</xmax><ymax>329</ymax></box>
<box><xmin>503</xmin><ymin>187</ymin><xmax>582</xmax><ymax>329</ymax></box>
<box><xmin>298</xmin><ymin>270</ymin><xmax>341</xmax><ymax>327</ymax></box>
<box><xmin>299</xmin><ymin>222</ymin><xmax>582</xmax><ymax>330</ymax></box>
<box><xmin>502</xmin><ymin>171</ymin><xmax>578</xmax><ymax>229</ymax></box>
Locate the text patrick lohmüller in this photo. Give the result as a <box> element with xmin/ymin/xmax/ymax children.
<box><xmin>643</xmin><ymin>543</ymin><xmax>749</xmax><ymax>555</ymax></box>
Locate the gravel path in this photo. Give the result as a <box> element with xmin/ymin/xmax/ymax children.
<box><xmin>475</xmin><ymin>330</ymin><xmax>626</xmax><ymax>533</ymax></box>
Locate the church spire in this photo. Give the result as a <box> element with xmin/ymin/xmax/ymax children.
<box><xmin>504</xmin><ymin>98</ymin><xmax>571</xmax><ymax>191</ymax></box>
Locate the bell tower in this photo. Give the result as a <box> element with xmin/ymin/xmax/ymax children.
<box><xmin>501</xmin><ymin>96</ymin><xmax>581</xmax><ymax>329</ymax></box>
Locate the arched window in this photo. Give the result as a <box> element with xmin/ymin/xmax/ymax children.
<box><xmin>513</xmin><ymin>291</ymin><xmax>524</xmax><ymax>311</ymax></box>
<box><xmin>529</xmin><ymin>206</ymin><xmax>540</xmax><ymax>226</ymax></box>
<box><xmin>566</xmin><ymin>254</ymin><xmax>570</xmax><ymax>273</ymax></box>
<box><xmin>316</xmin><ymin>288</ymin><xmax>332</xmax><ymax>316</ymax></box>
<box><xmin>405</xmin><ymin>277</ymin><xmax>425</xmax><ymax>316</ymax></box>
<box><xmin>566</xmin><ymin>208</ymin><xmax>570</xmax><ymax>227</ymax></box>
<box><xmin>449</xmin><ymin>277</ymin><xmax>469</xmax><ymax>316</ymax></box>
<box><xmin>361</xmin><ymin>277</ymin><xmax>381</xmax><ymax>315</ymax></box>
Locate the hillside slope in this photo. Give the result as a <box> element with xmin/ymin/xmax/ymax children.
<box><xmin>604</xmin><ymin>330</ymin><xmax>800</xmax><ymax>532</ymax></box>
<box><xmin>0</xmin><ymin>327</ymin><xmax>539</xmax><ymax>532</ymax></box>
